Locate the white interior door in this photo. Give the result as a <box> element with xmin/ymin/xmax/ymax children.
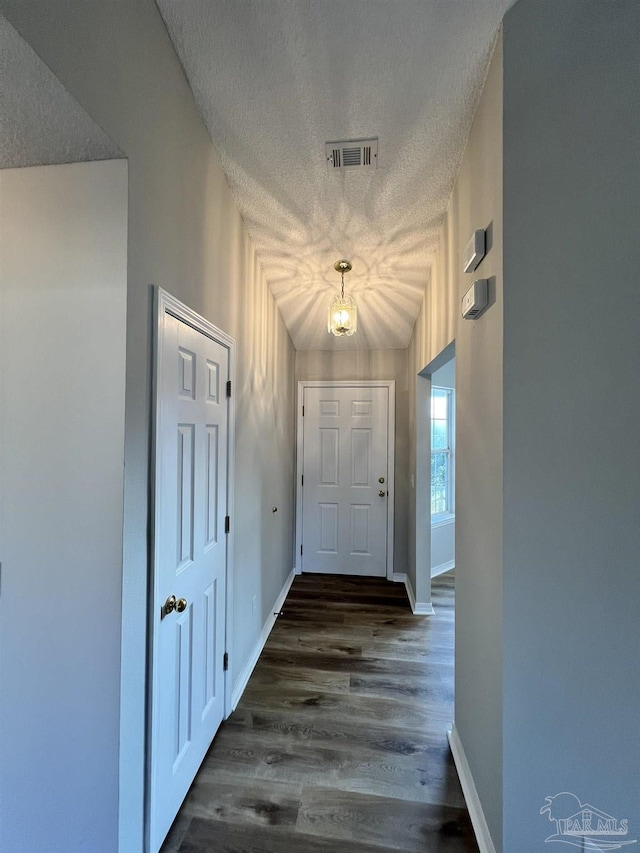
<box><xmin>300</xmin><ymin>384</ymin><xmax>391</xmax><ymax>576</ymax></box>
<box><xmin>149</xmin><ymin>303</ymin><xmax>230</xmax><ymax>852</ymax></box>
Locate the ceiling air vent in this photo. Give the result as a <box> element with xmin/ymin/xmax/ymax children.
<box><xmin>325</xmin><ymin>138</ymin><xmax>378</xmax><ymax>173</ymax></box>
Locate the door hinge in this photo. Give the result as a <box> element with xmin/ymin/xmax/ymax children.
<box><xmin>300</xmin><ymin>544</ymin><xmax>303</xmax><ymax>556</ymax></box>
<box><xmin>223</xmin><ymin>652</ymin><xmax>229</xmax><ymax>671</ymax></box>
<box><xmin>302</xmin><ymin>405</ymin><xmax>304</xmax><ymax>416</ymax></box>
<box><xmin>225</xmin><ymin>515</ymin><xmax>230</xmax><ymax>534</ymax></box>
<box><xmin>226</xmin><ymin>380</ymin><xmax>232</xmax><ymax>398</ymax></box>
<box><xmin>301</xmin><ymin>474</ymin><xmax>304</xmax><ymax>486</ymax></box>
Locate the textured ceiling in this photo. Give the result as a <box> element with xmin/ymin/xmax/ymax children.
<box><xmin>156</xmin><ymin>0</ymin><xmax>513</xmax><ymax>350</ymax></box>
<box><xmin>0</xmin><ymin>15</ymin><xmax>121</xmax><ymax>170</ymax></box>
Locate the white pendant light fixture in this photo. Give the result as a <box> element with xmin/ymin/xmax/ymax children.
<box><xmin>328</xmin><ymin>259</ymin><xmax>357</xmax><ymax>337</ymax></box>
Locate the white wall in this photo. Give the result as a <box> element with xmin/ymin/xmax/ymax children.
<box><xmin>409</xmin><ymin>32</ymin><xmax>504</xmax><ymax>847</ymax></box>
<box><xmin>502</xmin><ymin>1</ymin><xmax>640</xmax><ymax>847</ymax></box>
<box><xmin>295</xmin><ymin>349</ymin><xmax>409</xmax><ymax>577</ymax></box>
<box><xmin>0</xmin><ymin>3</ymin><xmax>296</xmax><ymax>849</ymax></box>
<box><xmin>0</xmin><ymin>160</ymin><xmax>128</xmax><ymax>853</ymax></box>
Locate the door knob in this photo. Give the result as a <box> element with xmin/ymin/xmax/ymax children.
<box><xmin>378</xmin><ymin>490</ymin><xmax>386</xmax><ymax>497</ymax></box>
<box><xmin>162</xmin><ymin>595</ymin><xmax>188</xmax><ymax>618</ymax></box>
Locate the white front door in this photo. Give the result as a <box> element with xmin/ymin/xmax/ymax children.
<box><xmin>300</xmin><ymin>384</ymin><xmax>392</xmax><ymax>577</ymax></box>
<box><xmin>149</xmin><ymin>303</ymin><xmax>230</xmax><ymax>852</ymax></box>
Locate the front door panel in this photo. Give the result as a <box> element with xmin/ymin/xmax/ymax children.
<box><xmin>302</xmin><ymin>385</ymin><xmax>389</xmax><ymax>576</ymax></box>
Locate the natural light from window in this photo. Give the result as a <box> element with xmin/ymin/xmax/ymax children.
<box><xmin>431</xmin><ymin>387</ymin><xmax>454</xmax><ymax>517</ymax></box>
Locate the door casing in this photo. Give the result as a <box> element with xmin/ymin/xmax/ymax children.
<box><xmin>147</xmin><ymin>287</ymin><xmax>236</xmax><ymax>849</ymax></box>
<box><xmin>295</xmin><ymin>380</ymin><xmax>395</xmax><ymax>579</ymax></box>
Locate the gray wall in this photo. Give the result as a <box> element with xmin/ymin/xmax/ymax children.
<box><xmin>409</xmin><ymin>32</ymin><xmax>504</xmax><ymax>847</ymax></box>
<box><xmin>0</xmin><ymin>3</ymin><xmax>296</xmax><ymax>849</ymax></box>
<box><xmin>0</xmin><ymin>161</ymin><xmax>127</xmax><ymax>853</ymax></box>
<box><xmin>431</xmin><ymin>520</ymin><xmax>454</xmax><ymax>575</ymax></box>
<box><xmin>295</xmin><ymin>349</ymin><xmax>409</xmax><ymax>577</ymax></box>
<box><xmin>502</xmin><ymin>1</ymin><xmax>640</xmax><ymax>847</ymax></box>
<box><xmin>411</xmin><ymin>5</ymin><xmax>640</xmax><ymax>849</ymax></box>
<box><xmin>431</xmin><ymin>357</ymin><xmax>455</xmax><ymax>390</ymax></box>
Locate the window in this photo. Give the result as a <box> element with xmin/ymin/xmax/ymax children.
<box><xmin>431</xmin><ymin>387</ymin><xmax>454</xmax><ymax>517</ymax></box>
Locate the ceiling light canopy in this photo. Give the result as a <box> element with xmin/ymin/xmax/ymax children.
<box><xmin>328</xmin><ymin>259</ymin><xmax>357</xmax><ymax>337</ymax></box>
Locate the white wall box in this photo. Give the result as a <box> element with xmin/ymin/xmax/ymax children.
<box><xmin>463</xmin><ymin>229</ymin><xmax>486</xmax><ymax>273</ymax></box>
<box><xmin>461</xmin><ymin>279</ymin><xmax>489</xmax><ymax>319</ymax></box>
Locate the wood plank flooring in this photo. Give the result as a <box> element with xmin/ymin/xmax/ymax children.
<box><xmin>161</xmin><ymin>571</ymin><xmax>477</xmax><ymax>853</ymax></box>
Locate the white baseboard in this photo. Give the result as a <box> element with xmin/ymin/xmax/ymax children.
<box><xmin>391</xmin><ymin>572</ymin><xmax>407</xmax><ymax>583</ymax></box>
<box><xmin>448</xmin><ymin>725</ymin><xmax>497</xmax><ymax>853</ymax></box>
<box><xmin>230</xmin><ymin>567</ymin><xmax>296</xmax><ymax>710</ymax></box>
<box><xmin>401</xmin><ymin>574</ymin><xmax>435</xmax><ymax>616</ymax></box>
<box><xmin>431</xmin><ymin>559</ymin><xmax>455</xmax><ymax>578</ymax></box>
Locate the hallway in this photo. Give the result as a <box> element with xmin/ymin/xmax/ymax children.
<box><xmin>160</xmin><ymin>571</ymin><xmax>477</xmax><ymax>852</ymax></box>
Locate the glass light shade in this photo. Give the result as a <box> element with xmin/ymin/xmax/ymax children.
<box><xmin>328</xmin><ymin>293</ymin><xmax>357</xmax><ymax>336</ymax></box>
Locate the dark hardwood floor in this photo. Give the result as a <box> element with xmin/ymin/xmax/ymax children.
<box><xmin>161</xmin><ymin>570</ymin><xmax>478</xmax><ymax>853</ymax></box>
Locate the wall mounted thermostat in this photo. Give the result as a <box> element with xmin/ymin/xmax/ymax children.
<box><xmin>463</xmin><ymin>229</ymin><xmax>486</xmax><ymax>273</ymax></box>
<box><xmin>461</xmin><ymin>279</ymin><xmax>488</xmax><ymax>319</ymax></box>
